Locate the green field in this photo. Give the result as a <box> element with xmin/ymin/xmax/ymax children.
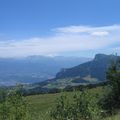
<box><xmin>26</xmin><ymin>87</ymin><xmax>120</xmax><ymax>120</ymax></box>
<box><xmin>26</xmin><ymin>93</ymin><xmax>60</xmax><ymax>119</ymax></box>
<box><xmin>26</xmin><ymin>92</ymin><xmax>76</xmax><ymax>119</ymax></box>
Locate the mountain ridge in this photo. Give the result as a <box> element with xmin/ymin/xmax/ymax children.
<box><xmin>41</xmin><ymin>54</ymin><xmax>119</xmax><ymax>89</ymax></box>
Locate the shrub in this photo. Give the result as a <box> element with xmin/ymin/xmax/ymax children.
<box><xmin>50</xmin><ymin>91</ymin><xmax>101</xmax><ymax>120</ymax></box>
<box><xmin>0</xmin><ymin>87</ymin><xmax>30</xmax><ymax>120</ymax></box>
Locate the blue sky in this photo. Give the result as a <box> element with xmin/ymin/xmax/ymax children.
<box><xmin>0</xmin><ymin>0</ymin><xmax>120</xmax><ymax>57</ymax></box>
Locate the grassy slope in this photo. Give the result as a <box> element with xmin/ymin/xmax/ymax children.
<box><xmin>26</xmin><ymin>93</ymin><xmax>60</xmax><ymax>119</ymax></box>
<box><xmin>26</xmin><ymin>87</ymin><xmax>120</xmax><ymax>120</ymax></box>
<box><xmin>26</xmin><ymin>92</ymin><xmax>75</xmax><ymax>119</ymax></box>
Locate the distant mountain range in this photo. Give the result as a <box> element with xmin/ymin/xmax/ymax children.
<box><xmin>32</xmin><ymin>54</ymin><xmax>119</xmax><ymax>90</ymax></box>
<box><xmin>0</xmin><ymin>56</ymin><xmax>91</xmax><ymax>86</ymax></box>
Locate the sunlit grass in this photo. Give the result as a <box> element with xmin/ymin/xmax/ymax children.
<box><xmin>26</xmin><ymin>87</ymin><xmax>120</xmax><ymax>120</ymax></box>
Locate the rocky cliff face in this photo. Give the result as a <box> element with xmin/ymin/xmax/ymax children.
<box><xmin>55</xmin><ymin>54</ymin><xmax>118</xmax><ymax>81</ymax></box>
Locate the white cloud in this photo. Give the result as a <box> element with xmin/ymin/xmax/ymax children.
<box><xmin>0</xmin><ymin>25</ymin><xmax>120</xmax><ymax>57</ymax></box>
<box><xmin>55</xmin><ymin>26</ymin><xmax>91</xmax><ymax>33</ymax></box>
<box><xmin>55</xmin><ymin>24</ymin><xmax>120</xmax><ymax>33</ymax></box>
<box><xmin>91</xmin><ymin>31</ymin><xmax>109</xmax><ymax>36</ymax></box>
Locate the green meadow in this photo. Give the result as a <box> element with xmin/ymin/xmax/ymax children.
<box><xmin>26</xmin><ymin>87</ymin><xmax>120</xmax><ymax>120</ymax></box>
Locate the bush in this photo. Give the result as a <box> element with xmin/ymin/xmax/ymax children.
<box><xmin>0</xmin><ymin>87</ymin><xmax>30</xmax><ymax>120</ymax></box>
<box><xmin>50</xmin><ymin>91</ymin><xmax>101</xmax><ymax>120</ymax></box>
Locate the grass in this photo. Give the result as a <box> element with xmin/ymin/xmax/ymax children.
<box><xmin>26</xmin><ymin>93</ymin><xmax>60</xmax><ymax>119</ymax></box>
<box><xmin>26</xmin><ymin>91</ymin><xmax>76</xmax><ymax>119</ymax></box>
<box><xmin>104</xmin><ymin>112</ymin><xmax>120</xmax><ymax>120</ymax></box>
<box><xmin>26</xmin><ymin>87</ymin><xmax>120</xmax><ymax>120</ymax></box>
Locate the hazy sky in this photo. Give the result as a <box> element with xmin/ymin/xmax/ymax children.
<box><xmin>0</xmin><ymin>0</ymin><xmax>120</xmax><ymax>57</ymax></box>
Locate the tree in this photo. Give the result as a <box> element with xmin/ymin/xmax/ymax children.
<box><xmin>101</xmin><ymin>58</ymin><xmax>120</xmax><ymax>113</ymax></box>
<box><xmin>107</xmin><ymin>60</ymin><xmax>120</xmax><ymax>96</ymax></box>
<box><xmin>0</xmin><ymin>87</ymin><xmax>30</xmax><ymax>120</ymax></box>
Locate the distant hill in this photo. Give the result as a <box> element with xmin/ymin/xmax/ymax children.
<box><xmin>39</xmin><ymin>54</ymin><xmax>119</xmax><ymax>89</ymax></box>
<box><xmin>0</xmin><ymin>56</ymin><xmax>90</xmax><ymax>86</ymax></box>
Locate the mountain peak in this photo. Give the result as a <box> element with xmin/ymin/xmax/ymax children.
<box><xmin>94</xmin><ymin>53</ymin><xmax>117</xmax><ymax>61</ymax></box>
<box><xmin>94</xmin><ymin>54</ymin><xmax>107</xmax><ymax>60</ymax></box>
